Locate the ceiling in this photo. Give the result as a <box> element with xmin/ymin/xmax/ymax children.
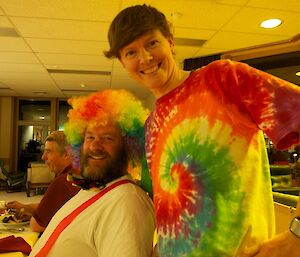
<box><xmin>0</xmin><ymin>0</ymin><xmax>300</xmax><ymax>108</ymax></box>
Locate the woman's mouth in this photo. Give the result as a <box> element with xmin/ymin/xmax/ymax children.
<box><xmin>140</xmin><ymin>63</ymin><xmax>161</xmax><ymax>74</ymax></box>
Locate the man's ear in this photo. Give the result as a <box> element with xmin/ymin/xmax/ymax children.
<box><xmin>64</xmin><ymin>146</ymin><xmax>72</xmax><ymax>160</ymax></box>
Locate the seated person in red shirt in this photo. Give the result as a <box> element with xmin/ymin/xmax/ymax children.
<box><xmin>6</xmin><ymin>131</ymin><xmax>80</xmax><ymax>232</ymax></box>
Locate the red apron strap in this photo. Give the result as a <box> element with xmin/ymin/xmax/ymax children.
<box><xmin>35</xmin><ymin>179</ymin><xmax>134</xmax><ymax>257</ymax></box>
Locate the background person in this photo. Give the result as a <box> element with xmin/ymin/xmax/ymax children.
<box><xmin>6</xmin><ymin>131</ymin><xmax>80</xmax><ymax>232</ymax></box>
<box><xmin>105</xmin><ymin>4</ymin><xmax>300</xmax><ymax>257</ymax></box>
<box><xmin>29</xmin><ymin>89</ymin><xmax>155</xmax><ymax>257</ymax></box>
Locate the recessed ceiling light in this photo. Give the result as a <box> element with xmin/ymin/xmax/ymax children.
<box><xmin>260</xmin><ymin>18</ymin><xmax>282</xmax><ymax>29</ymax></box>
<box><xmin>296</xmin><ymin>71</ymin><xmax>300</xmax><ymax>77</ymax></box>
<box><xmin>80</xmin><ymin>83</ymin><xmax>86</xmax><ymax>88</ymax></box>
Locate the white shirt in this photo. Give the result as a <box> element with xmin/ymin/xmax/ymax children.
<box><xmin>30</xmin><ymin>176</ymin><xmax>155</xmax><ymax>257</ymax></box>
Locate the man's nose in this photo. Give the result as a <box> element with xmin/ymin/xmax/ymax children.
<box><xmin>89</xmin><ymin>139</ymin><xmax>105</xmax><ymax>151</ymax></box>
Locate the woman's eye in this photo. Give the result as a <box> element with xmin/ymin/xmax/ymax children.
<box><xmin>148</xmin><ymin>40</ymin><xmax>159</xmax><ymax>48</ymax></box>
<box><xmin>125</xmin><ymin>50</ymin><xmax>136</xmax><ymax>58</ymax></box>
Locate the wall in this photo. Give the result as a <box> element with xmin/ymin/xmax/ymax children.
<box><xmin>0</xmin><ymin>96</ymin><xmax>14</xmax><ymax>170</ymax></box>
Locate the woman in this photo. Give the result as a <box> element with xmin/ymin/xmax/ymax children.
<box><xmin>105</xmin><ymin>5</ymin><xmax>300</xmax><ymax>257</ymax></box>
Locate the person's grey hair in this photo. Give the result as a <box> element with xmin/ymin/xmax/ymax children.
<box><xmin>45</xmin><ymin>131</ymin><xmax>68</xmax><ymax>154</ymax></box>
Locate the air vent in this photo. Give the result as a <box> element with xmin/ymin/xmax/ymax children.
<box><xmin>0</xmin><ymin>28</ymin><xmax>19</xmax><ymax>37</ymax></box>
<box><xmin>47</xmin><ymin>69</ymin><xmax>111</xmax><ymax>75</ymax></box>
<box><xmin>33</xmin><ymin>91</ymin><xmax>48</xmax><ymax>96</ymax></box>
<box><xmin>61</xmin><ymin>89</ymin><xmax>97</xmax><ymax>93</ymax></box>
<box><xmin>174</xmin><ymin>38</ymin><xmax>206</xmax><ymax>47</ymax></box>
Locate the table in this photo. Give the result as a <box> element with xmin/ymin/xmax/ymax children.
<box><xmin>0</xmin><ymin>224</ymin><xmax>39</xmax><ymax>257</ymax></box>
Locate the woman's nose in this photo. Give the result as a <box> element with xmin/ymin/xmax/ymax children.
<box><xmin>139</xmin><ymin>49</ymin><xmax>153</xmax><ymax>63</ymax></box>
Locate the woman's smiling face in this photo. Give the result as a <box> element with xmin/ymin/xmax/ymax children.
<box><xmin>119</xmin><ymin>30</ymin><xmax>177</xmax><ymax>95</ymax></box>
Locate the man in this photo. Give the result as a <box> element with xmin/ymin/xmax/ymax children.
<box><xmin>105</xmin><ymin>5</ymin><xmax>300</xmax><ymax>257</ymax></box>
<box><xmin>29</xmin><ymin>90</ymin><xmax>155</xmax><ymax>257</ymax></box>
<box><xmin>6</xmin><ymin>131</ymin><xmax>80</xmax><ymax>232</ymax></box>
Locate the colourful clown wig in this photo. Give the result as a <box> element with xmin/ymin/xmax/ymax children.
<box><xmin>64</xmin><ymin>89</ymin><xmax>150</xmax><ymax>180</ymax></box>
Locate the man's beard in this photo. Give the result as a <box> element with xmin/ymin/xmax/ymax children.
<box><xmin>80</xmin><ymin>147</ymin><xmax>127</xmax><ymax>184</ymax></box>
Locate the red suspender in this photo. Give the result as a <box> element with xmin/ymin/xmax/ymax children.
<box><xmin>35</xmin><ymin>179</ymin><xmax>133</xmax><ymax>257</ymax></box>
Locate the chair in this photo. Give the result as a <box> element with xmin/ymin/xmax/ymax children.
<box><xmin>26</xmin><ymin>162</ymin><xmax>55</xmax><ymax>197</ymax></box>
<box><xmin>0</xmin><ymin>160</ymin><xmax>27</xmax><ymax>192</ymax></box>
<box><xmin>270</xmin><ymin>164</ymin><xmax>293</xmax><ymax>190</ymax></box>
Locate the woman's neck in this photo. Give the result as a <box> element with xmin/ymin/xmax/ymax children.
<box><xmin>154</xmin><ymin>68</ymin><xmax>190</xmax><ymax>99</ymax></box>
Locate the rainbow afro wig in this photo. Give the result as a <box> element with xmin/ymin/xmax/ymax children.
<box><xmin>64</xmin><ymin>89</ymin><xmax>150</xmax><ymax>180</ymax></box>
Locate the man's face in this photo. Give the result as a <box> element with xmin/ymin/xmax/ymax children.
<box><xmin>81</xmin><ymin>122</ymin><xmax>126</xmax><ymax>182</ymax></box>
<box><xmin>119</xmin><ymin>29</ymin><xmax>176</xmax><ymax>94</ymax></box>
<box><xmin>42</xmin><ymin>141</ymin><xmax>66</xmax><ymax>174</ymax></box>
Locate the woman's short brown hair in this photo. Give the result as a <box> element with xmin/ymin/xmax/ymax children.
<box><xmin>104</xmin><ymin>4</ymin><xmax>173</xmax><ymax>59</ymax></box>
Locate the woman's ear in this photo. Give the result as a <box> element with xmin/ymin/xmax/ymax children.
<box><xmin>168</xmin><ymin>37</ymin><xmax>175</xmax><ymax>54</ymax></box>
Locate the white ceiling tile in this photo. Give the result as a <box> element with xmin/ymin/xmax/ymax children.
<box><xmin>122</xmin><ymin>0</ymin><xmax>241</xmax><ymax>30</ymax></box>
<box><xmin>0</xmin><ymin>37</ymin><xmax>31</xmax><ymax>51</ymax></box>
<box><xmin>204</xmin><ymin>31</ymin><xmax>287</xmax><ymax>50</ymax></box>
<box><xmin>26</xmin><ymin>38</ymin><xmax>109</xmax><ymax>55</ymax></box>
<box><xmin>55</xmin><ymin>80</ymin><xmax>110</xmax><ymax>90</ymax></box>
<box><xmin>0</xmin><ymin>52</ymin><xmax>40</xmax><ymax>64</ymax></box>
<box><xmin>61</xmin><ymin>91</ymin><xmax>97</xmax><ymax>98</ymax></box>
<box><xmin>110</xmin><ymin>73</ymin><xmax>153</xmax><ymax>107</ymax></box>
<box><xmin>0</xmin><ymin>72</ymin><xmax>51</xmax><ymax>80</ymax></box>
<box><xmin>45</xmin><ymin>64</ymin><xmax>112</xmax><ymax>72</ymax></box>
<box><xmin>174</xmin><ymin>27</ymin><xmax>215</xmax><ymax>40</ymax></box>
<box><xmin>223</xmin><ymin>7</ymin><xmax>300</xmax><ymax>36</ymax></box>
<box><xmin>174</xmin><ymin>45</ymin><xmax>201</xmax><ymax>60</ymax></box>
<box><xmin>1</xmin><ymin>79</ymin><xmax>56</xmax><ymax>87</ymax></box>
<box><xmin>10</xmin><ymin>17</ymin><xmax>109</xmax><ymax>41</ymax></box>
<box><xmin>247</xmin><ymin>0</ymin><xmax>300</xmax><ymax>12</ymax></box>
<box><xmin>37</xmin><ymin>53</ymin><xmax>112</xmax><ymax>67</ymax></box>
<box><xmin>0</xmin><ymin>0</ymin><xmax>120</xmax><ymax>21</ymax></box>
<box><xmin>1</xmin><ymin>80</ymin><xmax>62</xmax><ymax>96</ymax></box>
<box><xmin>0</xmin><ymin>15</ymin><xmax>14</xmax><ymax>27</ymax></box>
<box><xmin>216</xmin><ymin>0</ymin><xmax>248</xmax><ymax>5</ymax></box>
<box><xmin>50</xmin><ymin>73</ymin><xmax>111</xmax><ymax>84</ymax></box>
<box><xmin>0</xmin><ymin>63</ymin><xmax>47</xmax><ymax>72</ymax></box>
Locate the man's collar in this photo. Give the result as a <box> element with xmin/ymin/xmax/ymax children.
<box><xmin>67</xmin><ymin>173</ymin><xmax>131</xmax><ymax>190</ymax></box>
<box><xmin>56</xmin><ymin>164</ymin><xmax>73</xmax><ymax>177</ymax></box>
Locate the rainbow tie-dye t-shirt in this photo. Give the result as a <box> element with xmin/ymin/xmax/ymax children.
<box><xmin>145</xmin><ymin>60</ymin><xmax>300</xmax><ymax>257</ymax></box>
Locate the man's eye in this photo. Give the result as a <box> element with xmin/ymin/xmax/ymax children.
<box><xmin>102</xmin><ymin>137</ymin><xmax>113</xmax><ymax>142</ymax></box>
<box><xmin>85</xmin><ymin>136</ymin><xmax>94</xmax><ymax>141</ymax></box>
